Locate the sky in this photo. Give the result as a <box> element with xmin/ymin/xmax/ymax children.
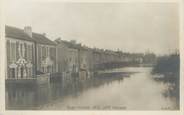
<box><xmin>5</xmin><ymin>1</ymin><xmax>179</xmax><ymax>55</ymax></box>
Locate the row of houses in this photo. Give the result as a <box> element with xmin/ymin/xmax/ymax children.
<box><xmin>5</xmin><ymin>25</ymin><xmax>155</xmax><ymax>84</ymax></box>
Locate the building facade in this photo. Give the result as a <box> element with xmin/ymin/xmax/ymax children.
<box><xmin>6</xmin><ymin>26</ymin><xmax>36</xmax><ymax>79</ymax></box>
<box><xmin>6</xmin><ymin>25</ymin><xmax>57</xmax><ymax>80</ymax></box>
<box><xmin>34</xmin><ymin>33</ymin><xmax>57</xmax><ymax>75</ymax></box>
<box><xmin>55</xmin><ymin>39</ymin><xmax>80</xmax><ymax>86</ymax></box>
<box><xmin>55</xmin><ymin>39</ymin><xmax>79</xmax><ymax>75</ymax></box>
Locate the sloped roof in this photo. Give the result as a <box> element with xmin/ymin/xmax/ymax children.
<box><xmin>32</xmin><ymin>33</ymin><xmax>56</xmax><ymax>45</ymax></box>
<box><xmin>5</xmin><ymin>25</ymin><xmax>55</xmax><ymax>45</ymax></box>
<box><xmin>61</xmin><ymin>40</ymin><xmax>81</xmax><ymax>49</ymax></box>
<box><xmin>60</xmin><ymin>40</ymin><xmax>93</xmax><ymax>51</ymax></box>
<box><xmin>5</xmin><ymin>25</ymin><xmax>35</xmax><ymax>42</ymax></box>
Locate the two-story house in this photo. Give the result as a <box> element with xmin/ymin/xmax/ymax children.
<box><xmin>6</xmin><ymin>26</ymin><xmax>36</xmax><ymax>79</ymax></box>
<box><xmin>6</xmin><ymin>25</ymin><xmax>57</xmax><ymax>83</ymax></box>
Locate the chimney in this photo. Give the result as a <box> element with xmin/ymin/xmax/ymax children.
<box><xmin>24</xmin><ymin>26</ymin><xmax>32</xmax><ymax>38</ymax></box>
<box><xmin>70</xmin><ymin>40</ymin><xmax>76</xmax><ymax>44</ymax></box>
<box><xmin>55</xmin><ymin>37</ymin><xmax>62</xmax><ymax>43</ymax></box>
<box><xmin>43</xmin><ymin>33</ymin><xmax>46</xmax><ymax>37</ymax></box>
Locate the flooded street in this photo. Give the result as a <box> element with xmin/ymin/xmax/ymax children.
<box><xmin>6</xmin><ymin>67</ymin><xmax>178</xmax><ymax>110</ymax></box>
<box><xmin>5</xmin><ymin>2</ymin><xmax>180</xmax><ymax>113</ymax></box>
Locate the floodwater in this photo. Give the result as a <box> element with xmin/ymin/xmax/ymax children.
<box><xmin>5</xmin><ymin>67</ymin><xmax>178</xmax><ymax>110</ymax></box>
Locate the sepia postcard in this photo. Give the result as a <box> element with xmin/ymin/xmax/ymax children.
<box><xmin>0</xmin><ymin>0</ymin><xmax>183</xmax><ymax>115</ymax></box>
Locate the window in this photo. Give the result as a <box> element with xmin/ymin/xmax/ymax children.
<box><xmin>42</xmin><ymin>46</ymin><xmax>46</xmax><ymax>59</ymax></box>
<box><xmin>27</xmin><ymin>45</ymin><xmax>30</xmax><ymax>61</ymax></box>
<box><xmin>10</xmin><ymin>68</ymin><xmax>15</xmax><ymax>78</ymax></box>
<box><xmin>46</xmin><ymin>47</ymin><xmax>49</xmax><ymax>57</ymax></box>
<box><xmin>7</xmin><ymin>40</ymin><xmax>10</xmax><ymax>63</ymax></box>
<box><xmin>27</xmin><ymin>44</ymin><xmax>33</xmax><ymax>61</ymax></box>
<box><xmin>52</xmin><ymin>66</ymin><xmax>54</xmax><ymax>73</ymax></box>
<box><xmin>42</xmin><ymin>67</ymin><xmax>45</xmax><ymax>73</ymax></box>
<box><xmin>20</xmin><ymin>43</ymin><xmax>23</xmax><ymax>57</ymax></box>
<box><xmin>30</xmin><ymin>67</ymin><xmax>32</xmax><ymax>76</ymax></box>
<box><xmin>47</xmin><ymin>66</ymin><xmax>50</xmax><ymax>73</ymax></box>
<box><xmin>45</xmin><ymin>66</ymin><xmax>47</xmax><ymax>73</ymax></box>
<box><xmin>10</xmin><ymin>42</ymin><xmax>16</xmax><ymax>62</ymax></box>
<box><xmin>27</xmin><ymin>67</ymin><xmax>32</xmax><ymax>78</ymax></box>
<box><xmin>27</xmin><ymin>68</ymin><xmax>30</xmax><ymax>77</ymax></box>
<box><xmin>30</xmin><ymin>45</ymin><xmax>33</xmax><ymax>60</ymax></box>
<box><xmin>24</xmin><ymin>43</ymin><xmax>27</xmax><ymax>60</ymax></box>
<box><xmin>20</xmin><ymin>67</ymin><xmax>24</xmax><ymax>78</ymax></box>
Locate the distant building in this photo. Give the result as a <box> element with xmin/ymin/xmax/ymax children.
<box><xmin>55</xmin><ymin>39</ymin><xmax>79</xmax><ymax>74</ymax></box>
<box><xmin>55</xmin><ymin>38</ymin><xmax>95</xmax><ymax>83</ymax></box>
<box><xmin>92</xmin><ymin>49</ymin><xmax>101</xmax><ymax>71</ymax></box>
<box><xmin>55</xmin><ymin>38</ymin><xmax>79</xmax><ymax>86</ymax></box>
<box><xmin>78</xmin><ymin>46</ymin><xmax>94</xmax><ymax>80</ymax></box>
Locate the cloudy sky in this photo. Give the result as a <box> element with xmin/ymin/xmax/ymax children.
<box><xmin>5</xmin><ymin>0</ymin><xmax>179</xmax><ymax>55</ymax></box>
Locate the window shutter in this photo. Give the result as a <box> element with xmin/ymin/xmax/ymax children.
<box><xmin>12</xmin><ymin>42</ymin><xmax>16</xmax><ymax>62</ymax></box>
<box><xmin>7</xmin><ymin>40</ymin><xmax>10</xmax><ymax>64</ymax></box>
<box><xmin>37</xmin><ymin>45</ymin><xmax>42</xmax><ymax>71</ymax></box>
<box><xmin>29</xmin><ymin>45</ymin><xmax>32</xmax><ymax>61</ymax></box>
<box><xmin>24</xmin><ymin>43</ymin><xmax>27</xmax><ymax>60</ymax></box>
<box><xmin>32</xmin><ymin>44</ymin><xmax>34</xmax><ymax>64</ymax></box>
<box><xmin>16</xmin><ymin>41</ymin><xmax>19</xmax><ymax>60</ymax></box>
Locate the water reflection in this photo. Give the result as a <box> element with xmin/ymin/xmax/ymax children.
<box><xmin>6</xmin><ymin>67</ymin><xmax>178</xmax><ymax>110</ymax></box>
